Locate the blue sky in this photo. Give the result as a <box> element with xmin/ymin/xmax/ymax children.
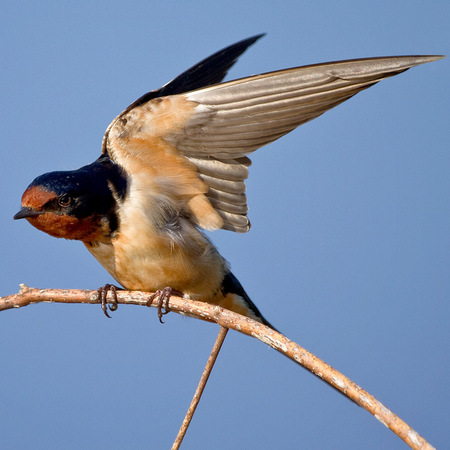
<box><xmin>1</xmin><ymin>1</ymin><xmax>449</xmax><ymax>449</ymax></box>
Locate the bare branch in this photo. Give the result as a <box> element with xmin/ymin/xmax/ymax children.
<box><xmin>0</xmin><ymin>286</ymin><xmax>435</xmax><ymax>450</ymax></box>
<box><xmin>172</xmin><ymin>326</ymin><xmax>229</xmax><ymax>450</ymax></box>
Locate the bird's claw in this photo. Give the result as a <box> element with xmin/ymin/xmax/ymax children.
<box><xmin>97</xmin><ymin>284</ymin><xmax>120</xmax><ymax>318</ymax></box>
<box><xmin>147</xmin><ymin>287</ymin><xmax>182</xmax><ymax>323</ymax></box>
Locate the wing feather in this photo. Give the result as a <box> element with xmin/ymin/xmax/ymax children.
<box><xmin>104</xmin><ymin>51</ymin><xmax>442</xmax><ymax>233</ymax></box>
<box><xmin>173</xmin><ymin>55</ymin><xmax>441</xmax><ymax>231</ymax></box>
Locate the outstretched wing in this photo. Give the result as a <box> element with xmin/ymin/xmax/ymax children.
<box><xmin>103</xmin><ymin>39</ymin><xmax>442</xmax><ymax>233</ymax></box>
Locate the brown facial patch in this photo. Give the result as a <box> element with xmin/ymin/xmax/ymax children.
<box><xmin>21</xmin><ymin>185</ymin><xmax>57</xmax><ymax>209</ymax></box>
<box><xmin>20</xmin><ymin>185</ymin><xmax>110</xmax><ymax>241</ymax></box>
<box><xmin>26</xmin><ymin>213</ymin><xmax>106</xmax><ymax>241</ymax></box>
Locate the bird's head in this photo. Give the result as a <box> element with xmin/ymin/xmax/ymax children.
<box><xmin>14</xmin><ymin>158</ymin><xmax>127</xmax><ymax>242</ymax></box>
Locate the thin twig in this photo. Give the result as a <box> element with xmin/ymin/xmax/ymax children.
<box><xmin>0</xmin><ymin>286</ymin><xmax>436</xmax><ymax>450</ymax></box>
<box><xmin>172</xmin><ymin>326</ymin><xmax>229</xmax><ymax>450</ymax></box>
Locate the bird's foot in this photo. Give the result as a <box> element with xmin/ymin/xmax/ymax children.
<box><xmin>147</xmin><ymin>287</ymin><xmax>182</xmax><ymax>324</ymax></box>
<box><xmin>97</xmin><ymin>284</ymin><xmax>121</xmax><ymax>318</ymax></box>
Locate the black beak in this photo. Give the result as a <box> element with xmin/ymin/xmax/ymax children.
<box><xmin>13</xmin><ymin>207</ymin><xmax>43</xmax><ymax>220</ymax></box>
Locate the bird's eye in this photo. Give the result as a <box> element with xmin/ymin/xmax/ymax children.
<box><xmin>58</xmin><ymin>194</ymin><xmax>73</xmax><ymax>207</ymax></box>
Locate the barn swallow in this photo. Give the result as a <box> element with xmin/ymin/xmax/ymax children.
<box><xmin>14</xmin><ymin>35</ymin><xmax>442</xmax><ymax>327</ymax></box>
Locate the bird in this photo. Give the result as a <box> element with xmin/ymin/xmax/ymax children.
<box><xmin>13</xmin><ymin>34</ymin><xmax>442</xmax><ymax>328</ymax></box>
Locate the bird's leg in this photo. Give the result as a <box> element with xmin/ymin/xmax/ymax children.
<box><xmin>147</xmin><ymin>287</ymin><xmax>183</xmax><ymax>324</ymax></box>
<box><xmin>97</xmin><ymin>284</ymin><xmax>121</xmax><ymax>318</ymax></box>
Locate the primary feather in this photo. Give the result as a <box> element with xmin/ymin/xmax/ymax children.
<box><xmin>104</xmin><ymin>44</ymin><xmax>441</xmax><ymax>232</ymax></box>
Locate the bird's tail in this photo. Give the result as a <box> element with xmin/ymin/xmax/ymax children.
<box><xmin>221</xmin><ymin>272</ymin><xmax>277</xmax><ymax>331</ymax></box>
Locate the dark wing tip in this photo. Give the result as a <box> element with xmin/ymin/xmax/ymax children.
<box><xmin>155</xmin><ymin>33</ymin><xmax>266</xmax><ymax>98</ymax></box>
<box><xmin>107</xmin><ymin>34</ymin><xmax>266</xmax><ymax>139</ymax></box>
<box><xmin>102</xmin><ymin>34</ymin><xmax>267</xmax><ymax>156</ymax></box>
